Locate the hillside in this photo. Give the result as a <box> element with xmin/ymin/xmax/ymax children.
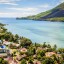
<box><xmin>24</xmin><ymin>2</ymin><xmax>64</xmax><ymax>21</ymax></box>
<box><xmin>1</xmin><ymin>23</ymin><xmax>64</xmax><ymax>64</ymax></box>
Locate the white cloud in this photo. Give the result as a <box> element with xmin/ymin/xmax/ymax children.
<box><xmin>39</xmin><ymin>4</ymin><xmax>50</xmax><ymax>8</ymax></box>
<box><xmin>0</xmin><ymin>0</ymin><xmax>20</xmax><ymax>5</ymax></box>
<box><xmin>0</xmin><ymin>3</ymin><xmax>52</xmax><ymax>17</ymax></box>
<box><xmin>0</xmin><ymin>4</ymin><xmax>52</xmax><ymax>17</ymax></box>
<box><xmin>7</xmin><ymin>4</ymin><xmax>51</xmax><ymax>12</ymax></box>
<box><xmin>0</xmin><ymin>11</ymin><xmax>38</xmax><ymax>18</ymax></box>
<box><xmin>59</xmin><ymin>0</ymin><xmax>64</xmax><ymax>3</ymax></box>
<box><xmin>0</xmin><ymin>6</ymin><xmax>51</xmax><ymax>18</ymax></box>
<box><xmin>0</xmin><ymin>12</ymin><xmax>23</xmax><ymax>17</ymax></box>
<box><xmin>0</xmin><ymin>2</ymin><xmax>18</xmax><ymax>5</ymax></box>
<box><xmin>7</xmin><ymin>7</ymin><xmax>38</xmax><ymax>12</ymax></box>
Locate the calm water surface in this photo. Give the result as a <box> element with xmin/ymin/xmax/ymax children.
<box><xmin>0</xmin><ymin>18</ymin><xmax>64</xmax><ymax>48</ymax></box>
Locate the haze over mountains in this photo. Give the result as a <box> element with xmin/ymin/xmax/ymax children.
<box><xmin>20</xmin><ymin>2</ymin><xmax>64</xmax><ymax>21</ymax></box>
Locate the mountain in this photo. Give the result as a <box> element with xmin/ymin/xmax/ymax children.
<box><xmin>22</xmin><ymin>2</ymin><xmax>64</xmax><ymax>21</ymax></box>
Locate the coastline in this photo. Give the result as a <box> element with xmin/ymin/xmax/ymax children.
<box><xmin>16</xmin><ymin>18</ymin><xmax>64</xmax><ymax>22</ymax></box>
<box><xmin>0</xmin><ymin>22</ymin><xmax>64</xmax><ymax>64</ymax></box>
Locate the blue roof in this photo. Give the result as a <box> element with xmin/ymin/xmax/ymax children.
<box><xmin>0</xmin><ymin>45</ymin><xmax>6</xmax><ymax>49</ymax></box>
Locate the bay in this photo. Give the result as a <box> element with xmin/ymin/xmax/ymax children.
<box><xmin>0</xmin><ymin>18</ymin><xmax>64</xmax><ymax>48</ymax></box>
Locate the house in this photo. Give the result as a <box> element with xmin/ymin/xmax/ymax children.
<box><xmin>33</xmin><ymin>54</ymin><xmax>37</xmax><ymax>58</ymax></box>
<box><xmin>10</xmin><ymin>49</ymin><xmax>17</xmax><ymax>54</ymax></box>
<box><xmin>0</xmin><ymin>45</ymin><xmax>6</xmax><ymax>52</ymax></box>
<box><xmin>43</xmin><ymin>47</ymin><xmax>49</xmax><ymax>50</ymax></box>
<box><xmin>4</xmin><ymin>57</ymin><xmax>18</xmax><ymax>64</ymax></box>
<box><xmin>21</xmin><ymin>54</ymin><xmax>27</xmax><ymax>58</ymax></box>
<box><xmin>0</xmin><ymin>53</ymin><xmax>7</xmax><ymax>57</ymax></box>
<box><xmin>20</xmin><ymin>48</ymin><xmax>27</xmax><ymax>53</ymax></box>
<box><xmin>0</xmin><ymin>44</ymin><xmax>7</xmax><ymax>57</ymax></box>
<box><xmin>56</xmin><ymin>54</ymin><xmax>61</xmax><ymax>58</ymax></box>
<box><xmin>0</xmin><ymin>40</ymin><xmax>5</xmax><ymax>53</ymax></box>
<box><xmin>3</xmin><ymin>40</ymin><xmax>12</xmax><ymax>46</ymax></box>
<box><xmin>33</xmin><ymin>60</ymin><xmax>41</xmax><ymax>64</ymax></box>
<box><xmin>0</xmin><ymin>41</ymin><xmax>10</xmax><ymax>57</ymax></box>
<box><xmin>37</xmin><ymin>47</ymin><xmax>43</xmax><ymax>50</ymax></box>
<box><xmin>16</xmin><ymin>55</ymin><xmax>21</xmax><ymax>61</ymax></box>
<box><xmin>36</xmin><ymin>47</ymin><xmax>43</xmax><ymax>53</ymax></box>
<box><xmin>16</xmin><ymin>54</ymin><xmax>27</xmax><ymax>61</ymax></box>
<box><xmin>45</xmin><ymin>52</ymin><xmax>56</xmax><ymax>57</ymax></box>
<box><xmin>11</xmin><ymin>43</ymin><xmax>20</xmax><ymax>47</ymax></box>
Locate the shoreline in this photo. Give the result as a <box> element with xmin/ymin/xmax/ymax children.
<box><xmin>0</xmin><ymin>23</ymin><xmax>64</xmax><ymax>64</ymax></box>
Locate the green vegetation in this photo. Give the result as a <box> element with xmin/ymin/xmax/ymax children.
<box><xmin>46</xmin><ymin>17</ymin><xmax>64</xmax><ymax>21</ymax></box>
<box><xmin>0</xmin><ymin>23</ymin><xmax>64</xmax><ymax>64</ymax></box>
<box><xmin>0</xmin><ymin>58</ymin><xmax>8</xmax><ymax>64</ymax></box>
<box><xmin>27</xmin><ymin>10</ymin><xmax>51</xmax><ymax>20</ymax></box>
<box><xmin>19</xmin><ymin>2</ymin><xmax>64</xmax><ymax>22</ymax></box>
<box><xmin>55</xmin><ymin>2</ymin><xmax>64</xmax><ymax>10</ymax></box>
<box><xmin>20</xmin><ymin>59</ymin><xmax>27</xmax><ymax>64</ymax></box>
<box><xmin>0</xmin><ymin>24</ymin><xmax>32</xmax><ymax>44</ymax></box>
<box><xmin>42</xmin><ymin>57</ymin><xmax>54</xmax><ymax>64</ymax></box>
<box><xmin>20</xmin><ymin>37</ymin><xmax>32</xmax><ymax>47</ymax></box>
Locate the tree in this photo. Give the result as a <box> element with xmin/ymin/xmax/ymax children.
<box><xmin>51</xmin><ymin>54</ymin><xmax>57</xmax><ymax>61</ymax></box>
<box><xmin>14</xmin><ymin>34</ymin><xmax>19</xmax><ymax>43</ymax></box>
<box><xmin>15</xmin><ymin>34</ymin><xmax>19</xmax><ymax>39</ymax></box>
<box><xmin>61</xmin><ymin>54</ymin><xmax>64</xmax><ymax>60</ymax></box>
<box><xmin>0</xmin><ymin>58</ymin><xmax>8</xmax><ymax>64</ymax></box>
<box><xmin>57</xmin><ymin>48</ymin><xmax>64</xmax><ymax>53</ymax></box>
<box><xmin>20</xmin><ymin>37</ymin><xmax>32</xmax><ymax>47</ymax></box>
<box><xmin>47</xmin><ymin>44</ymin><xmax>51</xmax><ymax>48</ymax></box>
<box><xmin>53</xmin><ymin>44</ymin><xmax>57</xmax><ymax>51</ymax></box>
<box><xmin>28</xmin><ymin>57</ymin><xmax>33</xmax><ymax>64</ymax></box>
<box><xmin>20</xmin><ymin>59</ymin><xmax>27</xmax><ymax>64</ymax></box>
<box><xmin>42</xmin><ymin>42</ymin><xmax>47</xmax><ymax>48</ymax></box>
<box><xmin>42</xmin><ymin>57</ymin><xmax>54</xmax><ymax>64</ymax></box>
<box><xmin>34</xmin><ymin>43</ymin><xmax>41</xmax><ymax>48</ymax></box>
<box><xmin>27</xmin><ymin>46</ymin><xmax>36</xmax><ymax>56</ymax></box>
<box><xmin>37</xmin><ymin>50</ymin><xmax>45</xmax><ymax>57</ymax></box>
<box><xmin>4</xmin><ymin>32</ymin><xmax>13</xmax><ymax>41</ymax></box>
<box><xmin>37</xmin><ymin>50</ymin><xmax>45</xmax><ymax>60</ymax></box>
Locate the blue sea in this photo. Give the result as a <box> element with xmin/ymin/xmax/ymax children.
<box><xmin>0</xmin><ymin>18</ymin><xmax>64</xmax><ymax>48</ymax></box>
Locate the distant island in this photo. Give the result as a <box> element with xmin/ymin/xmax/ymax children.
<box><xmin>17</xmin><ymin>2</ymin><xmax>64</xmax><ymax>22</ymax></box>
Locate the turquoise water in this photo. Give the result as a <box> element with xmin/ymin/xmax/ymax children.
<box><xmin>0</xmin><ymin>18</ymin><xmax>64</xmax><ymax>48</ymax></box>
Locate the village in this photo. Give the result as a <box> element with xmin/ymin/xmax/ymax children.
<box><xmin>0</xmin><ymin>39</ymin><xmax>64</xmax><ymax>64</ymax></box>
<box><xmin>0</xmin><ymin>23</ymin><xmax>64</xmax><ymax>64</ymax></box>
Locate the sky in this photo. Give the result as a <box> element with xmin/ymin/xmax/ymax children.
<box><xmin>0</xmin><ymin>0</ymin><xmax>64</xmax><ymax>18</ymax></box>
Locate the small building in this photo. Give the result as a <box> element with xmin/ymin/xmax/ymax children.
<box><xmin>36</xmin><ymin>47</ymin><xmax>43</xmax><ymax>53</ymax></box>
<box><xmin>10</xmin><ymin>60</ymin><xmax>18</xmax><ymax>64</ymax></box>
<box><xmin>37</xmin><ymin>47</ymin><xmax>43</xmax><ymax>50</ymax></box>
<box><xmin>33</xmin><ymin>54</ymin><xmax>37</xmax><ymax>58</ymax></box>
<box><xmin>0</xmin><ymin>40</ymin><xmax>6</xmax><ymax>52</ymax></box>
<box><xmin>0</xmin><ymin>41</ymin><xmax>10</xmax><ymax>57</ymax></box>
<box><xmin>16</xmin><ymin>54</ymin><xmax>27</xmax><ymax>61</ymax></box>
<box><xmin>5</xmin><ymin>57</ymin><xmax>18</xmax><ymax>64</ymax></box>
<box><xmin>56</xmin><ymin>54</ymin><xmax>61</xmax><ymax>58</ymax></box>
<box><xmin>0</xmin><ymin>45</ymin><xmax>7</xmax><ymax>57</ymax></box>
<box><xmin>11</xmin><ymin>43</ymin><xmax>20</xmax><ymax>47</ymax></box>
<box><xmin>20</xmin><ymin>48</ymin><xmax>27</xmax><ymax>53</ymax></box>
<box><xmin>3</xmin><ymin>40</ymin><xmax>12</xmax><ymax>46</ymax></box>
<box><xmin>33</xmin><ymin>60</ymin><xmax>41</xmax><ymax>64</ymax></box>
<box><xmin>45</xmin><ymin>52</ymin><xmax>56</xmax><ymax>57</ymax></box>
<box><xmin>10</xmin><ymin>49</ymin><xmax>17</xmax><ymax>54</ymax></box>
